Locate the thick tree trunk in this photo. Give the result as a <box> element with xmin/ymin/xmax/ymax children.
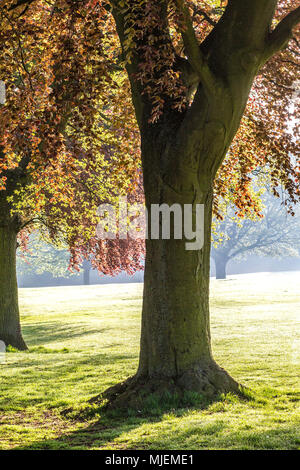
<box><xmin>215</xmin><ymin>254</ymin><xmax>229</xmax><ymax>280</ymax></box>
<box><xmin>103</xmin><ymin>144</ymin><xmax>240</xmax><ymax>408</ymax></box>
<box><xmin>138</xmin><ymin>193</ymin><xmax>213</xmax><ymax>378</ymax></box>
<box><xmin>104</xmin><ymin>0</ymin><xmax>300</xmax><ymax>409</ymax></box>
<box><xmin>0</xmin><ymin>223</ymin><xmax>27</xmax><ymax>350</ymax></box>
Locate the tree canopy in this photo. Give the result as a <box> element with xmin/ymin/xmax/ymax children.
<box><xmin>1</xmin><ymin>0</ymin><xmax>299</xmax><ymax>217</ymax></box>
<box><xmin>0</xmin><ymin>0</ymin><xmax>144</xmax><ymax>275</ymax></box>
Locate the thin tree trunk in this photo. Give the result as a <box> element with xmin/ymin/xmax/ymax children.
<box><xmin>215</xmin><ymin>254</ymin><xmax>229</xmax><ymax>280</ymax></box>
<box><xmin>83</xmin><ymin>263</ymin><xmax>91</xmax><ymax>285</ymax></box>
<box><xmin>0</xmin><ymin>223</ymin><xmax>27</xmax><ymax>350</ymax></box>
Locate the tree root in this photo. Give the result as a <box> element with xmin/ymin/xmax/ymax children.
<box><xmin>0</xmin><ymin>333</ymin><xmax>28</xmax><ymax>351</ymax></box>
<box><xmin>94</xmin><ymin>361</ymin><xmax>244</xmax><ymax>410</ymax></box>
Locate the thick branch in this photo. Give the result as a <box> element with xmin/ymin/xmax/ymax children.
<box><xmin>8</xmin><ymin>0</ymin><xmax>35</xmax><ymax>11</ymax></box>
<box><xmin>264</xmin><ymin>6</ymin><xmax>300</xmax><ymax>60</ymax></box>
<box><xmin>109</xmin><ymin>1</ymin><xmax>144</xmax><ymax>128</ymax></box>
<box><xmin>175</xmin><ymin>0</ymin><xmax>218</xmax><ymax>96</ymax></box>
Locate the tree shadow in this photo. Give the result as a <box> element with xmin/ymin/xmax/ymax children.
<box><xmin>0</xmin><ymin>352</ymin><xmax>135</xmax><ymax>411</ymax></box>
<box><xmin>12</xmin><ymin>418</ymin><xmax>146</xmax><ymax>450</ymax></box>
<box><xmin>10</xmin><ymin>390</ymin><xmax>246</xmax><ymax>450</ymax></box>
<box><xmin>22</xmin><ymin>321</ymin><xmax>106</xmax><ymax>346</ymax></box>
<box><xmin>4</xmin><ymin>351</ymin><xmax>135</xmax><ymax>369</ymax></box>
<box><xmin>11</xmin><ymin>408</ymin><xmax>299</xmax><ymax>450</ymax></box>
<box><xmin>10</xmin><ymin>398</ymin><xmax>219</xmax><ymax>450</ymax></box>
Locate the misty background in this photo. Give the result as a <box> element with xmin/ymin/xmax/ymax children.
<box><xmin>18</xmin><ymin>194</ymin><xmax>300</xmax><ymax>288</ymax></box>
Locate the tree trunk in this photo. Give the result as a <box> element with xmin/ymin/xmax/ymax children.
<box><xmin>83</xmin><ymin>262</ymin><xmax>91</xmax><ymax>286</ymax></box>
<box><xmin>0</xmin><ymin>222</ymin><xmax>27</xmax><ymax>350</ymax></box>
<box><xmin>215</xmin><ymin>254</ymin><xmax>229</xmax><ymax>280</ymax></box>
<box><xmin>103</xmin><ymin>144</ymin><xmax>240</xmax><ymax>408</ymax></box>
<box><xmin>103</xmin><ymin>0</ymin><xmax>289</xmax><ymax>408</ymax></box>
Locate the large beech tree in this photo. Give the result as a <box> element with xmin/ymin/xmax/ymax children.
<box><xmin>99</xmin><ymin>0</ymin><xmax>300</xmax><ymax>406</ymax></box>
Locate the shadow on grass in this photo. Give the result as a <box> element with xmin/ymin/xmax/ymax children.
<box><xmin>11</xmin><ymin>399</ymin><xmax>300</xmax><ymax>450</ymax></box>
<box><xmin>0</xmin><ymin>353</ymin><xmax>136</xmax><ymax>411</ymax></box>
<box><xmin>4</xmin><ymin>351</ymin><xmax>135</xmax><ymax>369</ymax></box>
<box><xmin>22</xmin><ymin>321</ymin><xmax>107</xmax><ymax>346</ymax></box>
<box><xmin>11</xmin><ymin>394</ymin><xmax>225</xmax><ymax>450</ymax></box>
<box><xmin>6</xmin><ymin>385</ymin><xmax>299</xmax><ymax>450</ymax></box>
<box><xmin>10</xmin><ymin>390</ymin><xmax>252</xmax><ymax>451</ymax></box>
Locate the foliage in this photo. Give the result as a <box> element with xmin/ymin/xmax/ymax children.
<box><xmin>0</xmin><ymin>0</ymin><xmax>144</xmax><ymax>275</ymax></box>
<box><xmin>107</xmin><ymin>0</ymin><xmax>300</xmax><ymax>216</ymax></box>
<box><xmin>1</xmin><ymin>0</ymin><xmax>299</xmax><ymax>223</ymax></box>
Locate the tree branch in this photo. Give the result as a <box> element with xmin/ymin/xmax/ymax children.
<box><xmin>175</xmin><ymin>0</ymin><xmax>218</xmax><ymax>96</ymax></box>
<box><xmin>8</xmin><ymin>0</ymin><xmax>35</xmax><ymax>11</ymax></box>
<box><xmin>109</xmin><ymin>1</ymin><xmax>144</xmax><ymax>129</ymax></box>
<box><xmin>264</xmin><ymin>6</ymin><xmax>300</xmax><ymax>60</ymax></box>
<box><xmin>191</xmin><ymin>5</ymin><xmax>217</xmax><ymax>27</ymax></box>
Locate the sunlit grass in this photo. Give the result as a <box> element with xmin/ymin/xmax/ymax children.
<box><xmin>0</xmin><ymin>272</ymin><xmax>299</xmax><ymax>449</ymax></box>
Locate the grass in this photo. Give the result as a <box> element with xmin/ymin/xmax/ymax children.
<box><xmin>0</xmin><ymin>271</ymin><xmax>299</xmax><ymax>450</ymax></box>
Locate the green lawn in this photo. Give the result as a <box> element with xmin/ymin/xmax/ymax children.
<box><xmin>0</xmin><ymin>272</ymin><xmax>299</xmax><ymax>450</ymax></box>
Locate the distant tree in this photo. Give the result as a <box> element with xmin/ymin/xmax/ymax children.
<box><xmin>82</xmin><ymin>259</ymin><xmax>92</xmax><ymax>286</ymax></box>
<box><xmin>17</xmin><ymin>231</ymin><xmax>144</xmax><ymax>286</ymax></box>
<box><xmin>17</xmin><ymin>238</ymin><xmax>96</xmax><ymax>286</ymax></box>
<box><xmin>17</xmin><ymin>236</ymin><xmax>74</xmax><ymax>279</ymax></box>
<box><xmin>212</xmin><ymin>194</ymin><xmax>300</xmax><ymax>279</ymax></box>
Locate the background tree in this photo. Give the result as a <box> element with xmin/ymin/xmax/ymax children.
<box><xmin>212</xmin><ymin>192</ymin><xmax>300</xmax><ymax>279</ymax></box>
<box><xmin>82</xmin><ymin>259</ymin><xmax>92</xmax><ymax>286</ymax></box>
<box><xmin>17</xmin><ymin>234</ymin><xmax>143</xmax><ymax>286</ymax></box>
<box><xmin>17</xmin><ymin>236</ymin><xmax>73</xmax><ymax>279</ymax></box>
<box><xmin>0</xmin><ymin>1</ymin><xmax>143</xmax><ymax>350</ymax></box>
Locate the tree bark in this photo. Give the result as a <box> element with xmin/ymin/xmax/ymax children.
<box><xmin>0</xmin><ymin>222</ymin><xmax>27</xmax><ymax>350</ymax></box>
<box><xmin>103</xmin><ymin>142</ymin><xmax>240</xmax><ymax>407</ymax></box>
<box><xmin>102</xmin><ymin>86</ymin><xmax>256</xmax><ymax>406</ymax></box>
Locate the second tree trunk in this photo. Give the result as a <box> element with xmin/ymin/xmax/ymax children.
<box><xmin>0</xmin><ymin>224</ymin><xmax>27</xmax><ymax>350</ymax></box>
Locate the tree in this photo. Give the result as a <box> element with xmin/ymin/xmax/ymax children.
<box><xmin>212</xmin><ymin>193</ymin><xmax>300</xmax><ymax>279</ymax></box>
<box><xmin>82</xmin><ymin>259</ymin><xmax>92</xmax><ymax>285</ymax></box>
<box><xmin>100</xmin><ymin>0</ymin><xmax>300</xmax><ymax>406</ymax></box>
<box><xmin>3</xmin><ymin>1</ymin><xmax>300</xmax><ymax>404</ymax></box>
<box><xmin>17</xmin><ymin>236</ymin><xmax>73</xmax><ymax>279</ymax></box>
<box><xmin>0</xmin><ymin>1</ymin><xmax>143</xmax><ymax>350</ymax></box>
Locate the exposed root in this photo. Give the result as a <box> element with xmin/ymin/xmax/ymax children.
<box><xmin>94</xmin><ymin>361</ymin><xmax>243</xmax><ymax>410</ymax></box>
<box><xmin>0</xmin><ymin>333</ymin><xmax>28</xmax><ymax>351</ymax></box>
